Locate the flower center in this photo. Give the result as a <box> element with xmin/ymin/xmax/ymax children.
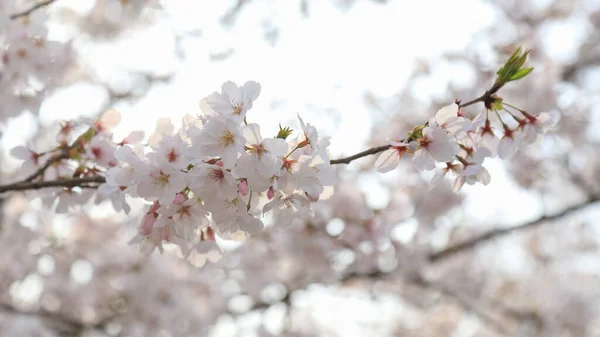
<box><xmin>166</xmin><ymin>148</ymin><xmax>179</xmax><ymax>163</ymax></box>
<box><xmin>250</xmin><ymin>143</ymin><xmax>267</xmax><ymax>159</ymax></box>
<box><xmin>154</xmin><ymin>173</ymin><xmax>170</xmax><ymax>186</ymax></box>
<box><xmin>231</xmin><ymin>99</ymin><xmax>243</xmax><ymax>115</ymax></box>
<box><xmin>208</xmin><ymin>167</ymin><xmax>224</xmax><ymax>182</ymax></box>
<box><xmin>219</xmin><ymin>129</ymin><xmax>235</xmax><ymax>147</ymax></box>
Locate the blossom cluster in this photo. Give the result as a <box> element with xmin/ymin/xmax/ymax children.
<box><xmin>375</xmin><ymin>101</ymin><xmax>559</xmax><ymax>191</ymax></box>
<box><xmin>11</xmin><ymin>80</ymin><xmax>337</xmax><ymax>259</ymax></box>
<box><xmin>0</xmin><ymin>0</ymin><xmax>73</xmax><ymax>122</ymax></box>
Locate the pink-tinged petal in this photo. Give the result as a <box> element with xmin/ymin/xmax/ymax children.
<box><xmin>375</xmin><ymin>148</ymin><xmax>401</xmax><ymax>173</ymax></box>
<box><xmin>97</xmin><ymin>109</ymin><xmax>121</xmax><ymax>132</ymax></box>
<box><xmin>413</xmin><ymin>149</ymin><xmax>436</xmax><ymax>171</ymax></box>
<box><xmin>139</xmin><ymin>213</ymin><xmax>155</xmax><ymax>235</ymax></box>
<box><xmin>238</xmin><ymin>179</ymin><xmax>249</xmax><ymax>196</ymax></box>
<box><xmin>498</xmin><ymin>137</ymin><xmax>517</xmax><ymax>159</ymax></box>
<box><xmin>479</xmin><ymin>167</ymin><xmax>491</xmax><ymax>185</ymax></box>
<box><xmin>453</xmin><ymin>176</ymin><xmax>466</xmax><ymax>192</ymax></box>
<box><xmin>123</xmin><ymin>130</ymin><xmax>144</xmax><ymax>144</ymax></box>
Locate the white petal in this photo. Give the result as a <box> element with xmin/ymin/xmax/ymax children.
<box><xmin>435</xmin><ymin>103</ymin><xmax>458</xmax><ymax>125</ymax></box>
<box><xmin>375</xmin><ymin>148</ymin><xmax>400</xmax><ymax>173</ymax></box>
<box><xmin>243</xmin><ymin>123</ymin><xmax>263</xmax><ymax>144</ymax></box>
<box><xmin>243</xmin><ymin>81</ymin><xmax>261</xmax><ymax>102</ymax></box>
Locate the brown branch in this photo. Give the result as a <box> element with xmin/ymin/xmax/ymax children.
<box><xmin>329</xmin><ymin>91</ymin><xmax>493</xmax><ymax>165</ymax></box>
<box><xmin>0</xmin><ymin>176</ymin><xmax>105</xmax><ymax>194</ymax></box>
<box><xmin>412</xmin><ymin>276</ymin><xmax>514</xmax><ymax>336</ymax></box>
<box><xmin>0</xmin><ymin>302</ymin><xmax>111</xmax><ymax>335</ymax></box>
<box><xmin>428</xmin><ymin>197</ymin><xmax>600</xmax><ymax>263</ymax></box>
<box><xmin>329</xmin><ymin>145</ymin><xmax>391</xmax><ymax>165</ymax></box>
<box><xmin>9</xmin><ymin>0</ymin><xmax>57</xmax><ymax>20</ymax></box>
<box><xmin>23</xmin><ymin>151</ymin><xmax>69</xmax><ymax>183</ymax></box>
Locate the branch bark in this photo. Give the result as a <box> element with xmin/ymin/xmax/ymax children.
<box><xmin>9</xmin><ymin>0</ymin><xmax>57</xmax><ymax>20</ymax></box>
<box><xmin>0</xmin><ymin>176</ymin><xmax>104</xmax><ymax>194</ymax></box>
<box><xmin>0</xmin><ymin>302</ymin><xmax>111</xmax><ymax>335</ymax></box>
<box><xmin>428</xmin><ymin>197</ymin><xmax>600</xmax><ymax>262</ymax></box>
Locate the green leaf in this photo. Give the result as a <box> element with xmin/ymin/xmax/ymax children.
<box><xmin>509</xmin><ymin>67</ymin><xmax>534</xmax><ymax>81</ymax></box>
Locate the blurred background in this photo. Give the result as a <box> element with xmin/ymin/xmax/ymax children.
<box><xmin>1</xmin><ymin>0</ymin><xmax>600</xmax><ymax>336</ymax></box>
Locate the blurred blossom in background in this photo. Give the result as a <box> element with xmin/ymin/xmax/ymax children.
<box><xmin>1</xmin><ymin>0</ymin><xmax>600</xmax><ymax>336</ymax></box>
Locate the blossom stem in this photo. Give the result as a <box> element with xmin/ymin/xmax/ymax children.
<box><xmin>502</xmin><ymin>101</ymin><xmax>527</xmax><ymax>114</ymax></box>
<box><xmin>9</xmin><ymin>0</ymin><xmax>57</xmax><ymax>19</ymax></box>
<box><xmin>246</xmin><ymin>190</ymin><xmax>253</xmax><ymax>211</ymax></box>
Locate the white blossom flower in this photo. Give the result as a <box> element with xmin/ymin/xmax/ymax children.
<box><xmin>157</xmin><ymin>198</ymin><xmax>209</xmax><ymax>240</ymax></box>
<box><xmin>231</xmin><ymin>123</ymin><xmax>288</xmax><ymax>192</ymax></box>
<box><xmin>147</xmin><ymin>134</ymin><xmax>188</xmax><ymax>170</ymax></box>
<box><xmin>135</xmin><ymin>163</ymin><xmax>187</xmax><ymax>205</ymax></box>
<box><xmin>453</xmin><ymin>163</ymin><xmax>491</xmax><ymax>192</ymax></box>
<box><xmin>85</xmin><ymin>134</ymin><xmax>118</xmax><ymax>168</ymax></box>
<box><xmin>97</xmin><ymin>167</ymin><xmax>134</xmax><ymax>213</ymax></box>
<box><xmin>10</xmin><ymin>146</ymin><xmax>42</xmax><ymax>177</ymax></box>
<box><xmin>207</xmin><ymin>197</ymin><xmax>264</xmax><ymax>236</ymax></box>
<box><xmin>186</xmin><ymin>163</ymin><xmax>238</xmax><ymax>201</ymax></box>
<box><xmin>375</xmin><ymin>139</ymin><xmax>416</xmax><ymax>173</ymax></box>
<box><xmin>263</xmin><ymin>192</ymin><xmax>311</xmax><ymax>224</ymax></box>
<box><xmin>204</xmin><ymin>81</ymin><xmax>261</xmax><ymax>122</ymax></box>
<box><xmin>497</xmin><ymin>125</ymin><xmax>523</xmax><ymax>159</ymax></box>
<box><xmin>519</xmin><ymin>110</ymin><xmax>560</xmax><ymax>144</ymax></box>
<box><xmin>413</xmin><ymin>125</ymin><xmax>459</xmax><ymax>171</ymax></box>
<box><xmin>188</xmin><ymin>117</ymin><xmax>244</xmax><ymax>168</ymax></box>
<box><xmin>295</xmin><ymin>154</ymin><xmax>337</xmax><ymax>200</ymax></box>
<box><xmin>430</xmin><ymin>103</ymin><xmax>471</xmax><ymax>135</ymax></box>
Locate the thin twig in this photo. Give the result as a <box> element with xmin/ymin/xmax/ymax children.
<box><xmin>412</xmin><ymin>275</ymin><xmax>514</xmax><ymax>336</ymax></box>
<box><xmin>329</xmin><ymin>91</ymin><xmax>491</xmax><ymax>165</ymax></box>
<box><xmin>0</xmin><ymin>176</ymin><xmax>105</xmax><ymax>194</ymax></box>
<box><xmin>9</xmin><ymin>0</ymin><xmax>57</xmax><ymax>20</ymax></box>
<box><xmin>23</xmin><ymin>150</ymin><xmax>70</xmax><ymax>183</ymax></box>
<box><xmin>428</xmin><ymin>197</ymin><xmax>600</xmax><ymax>262</ymax></box>
<box><xmin>1</xmin><ymin>302</ymin><xmax>112</xmax><ymax>334</ymax></box>
<box><xmin>329</xmin><ymin>145</ymin><xmax>391</xmax><ymax>165</ymax></box>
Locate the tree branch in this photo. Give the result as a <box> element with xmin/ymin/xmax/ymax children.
<box><xmin>9</xmin><ymin>0</ymin><xmax>57</xmax><ymax>20</ymax></box>
<box><xmin>0</xmin><ymin>302</ymin><xmax>110</xmax><ymax>335</ymax></box>
<box><xmin>23</xmin><ymin>151</ymin><xmax>69</xmax><ymax>183</ymax></box>
<box><xmin>329</xmin><ymin>145</ymin><xmax>391</xmax><ymax>165</ymax></box>
<box><xmin>328</xmin><ymin>90</ymin><xmax>493</xmax><ymax>165</ymax></box>
<box><xmin>0</xmin><ymin>176</ymin><xmax>104</xmax><ymax>194</ymax></box>
<box><xmin>428</xmin><ymin>197</ymin><xmax>600</xmax><ymax>262</ymax></box>
<box><xmin>0</xmin><ymin>86</ymin><xmax>500</xmax><ymax>192</ymax></box>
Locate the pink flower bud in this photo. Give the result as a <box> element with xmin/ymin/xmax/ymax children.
<box><xmin>238</xmin><ymin>179</ymin><xmax>249</xmax><ymax>196</ymax></box>
<box><xmin>138</xmin><ymin>213</ymin><xmax>156</xmax><ymax>235</ymax></box>
<box><xmin>149</xmin><ymin>201</ymin><xmax>160</xmax><ymax>213</ymax></box>
<box><xmin>173</xmin><ymin>192</ymin><xmax>186</xmax><ymax>205</ymax></box>
<box><xmin>267</xmin><ymin>186</ymin><xmax>275</xmax><ymax>199</ymax></box>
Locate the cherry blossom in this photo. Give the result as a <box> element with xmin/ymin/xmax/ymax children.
<box><xmin>205</xmin><ymin>80</ymin><xmax>261</xmax><ymax>122</ymax></box>
<box><xmin>413</xmin><ymin>125</ymin><xmax>460</xmax><ymax>171</ymax></box>
<box><xmin>375</xmin><ymin>139</ymin><xmax>415</xmax><ymax>173</ymax></box>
